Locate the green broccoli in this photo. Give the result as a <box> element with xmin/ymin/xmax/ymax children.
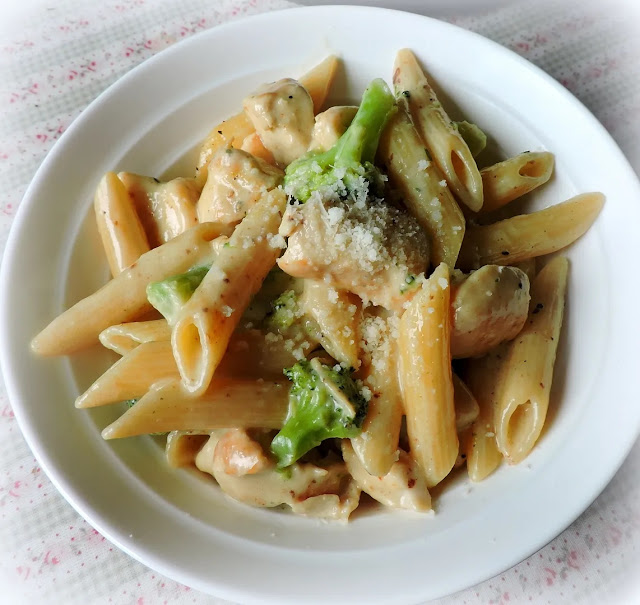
<box><xmin>455</xmin><ymin>120</ymin><xmax>487</xmax><ymax>158</ymax></box>
<box><xmin>283</xmin><ymin>78</ymin><xmax>396</xmax><ymax>203</ymax></box>
<box><xmin>270</xmin><ymin>359</ymin><xmax>367</xmax><ymax>468</ymax></box>
<box><xmin>146</xmin><ymin>264</ymin><xmax>210</xmax><ymax>324</ymax></box>
<box><xmin>264</xmin><ymin>290</ymin><xmax>300</xmax><ymax>333</ymax></box>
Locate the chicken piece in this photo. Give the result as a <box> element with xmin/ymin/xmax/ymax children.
<box><xmin>197</xmin><ymin>148</ymin><xmax>283</xmax><ymax>225</ymax></box>
<box><xmin>243</xmin><ymin>78</ymin><xmax>315</xmax><ymax>166</ymax></box>
<box><xmin>342</xmin><ymin>441</ymin><xmax>432</xmax><ymax>513</ymax></box>
<box><xmin>195</xmin><ymin>434</ymin><xmax>360</xmax><ymax>520</ymax></box>
<box><xmin>450</xmin><ymin>265</ymin><xmax>531</xmax><ymax>358</ymax></box>
<box><xmin>117</xmin><ymin>172</ymin><xmax>200</xmax><ymax>247</ymax></box>
<box><xmin>214</xmin><ymin>429</ymin><xmax>273</xmax><ymax>476</ymax></box>
<box><xmin>278</xmin><ymin>196</ymin><xmax>429</xmax><ymax>311</ymax></box>
<box><xmin>308</xmin><ymin>105</ymin><xmax>358</xmax><ymax>152</ymax></box>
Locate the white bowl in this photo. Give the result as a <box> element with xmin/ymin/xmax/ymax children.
<box><xmin>2</xmin><ymin>6</ymin><xmax>639</xmax><ymax>604</ymax></box>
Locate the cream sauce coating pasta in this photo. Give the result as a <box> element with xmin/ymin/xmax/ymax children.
<box><xmin>32</xmin><ymin>51</ymin><xmax>605</xmax><ymax>521</ymax></box>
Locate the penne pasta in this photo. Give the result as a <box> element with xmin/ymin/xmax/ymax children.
<box><xmin>342</xmin><ymin>441</ymin><xmax>432</xmax><ymax>512</ymax></box>
<box><xmin>378</xmin><ymin>108</ymin><xmax>466</xmax><ymax>268</ymax></box>
<box><xmin>94</xmin><ymin>172</ymin><xmax>151</xmax><ymax>276</ymax></box>
<box><xmin>196</xmin><ymin>112</ymin><xmax>255</xmax><ymax>187</ymax></box>
<box><xmin>31</xmin><ymin>223</ymin><xmax>226</xmax><ymax>356</ymax></box>
<box><xmin>393</xmin><ymin>49</ymin><xmax>483</xmax><ymax>212</ymax></box>
<box><xmin>494</xmin><ymin>256</ymin><xmax>569</xmax><ymax>464</ymax></box>
<box><xmin>513</xmin><ymin>258</ymin><xmax>537</xmax><ymax>283</ymax></box>
<box><xmin>398</xmin><ymin>263</ymin><xmax>458</xmax><ymax>487</ymax></box>
<box><xmin>117</xmin><ymin>173</ymin><xmax>200</xmax><ymax>246</ymax></box>
<box><xmin>481</xmin><ymin>151</ymin><xmax>555</xmax><ymax>213</ymax></box>
<box><xmin>81</xmin><ymin>327</ymin><xmax>302</xmax><ymax>408</ymax></box>
<box><xmin>452</xmin><ymin>373</ymin><xmax>480</xmax><ymax>433</ymax></box>
<box><xmin>99</xmin><ymin>319</ymin><xmax>170</xmax><ymax>355</ymax></box>
<box><xmin>165</xmin><ymin>431</ymin><xmax>210</xmax><ymax>468</ymax></box>
<box><xmin>351</xmin><ymin>313</ymin><xmax>403</xmax><ymax>477</ymax></box>
<box><xmin>298</xmin><ymin>54</ymin><xmax>340</xmax><ymax>114</ymax></box>
<box><xmin>218</xmin><ymin>328</ymin><xmax>310</xmax><ymax>377</ymax></box>
<box><xmin>75</xmin><ymin>341</ymin><xmax>178</xmax><ymax>408</ymax></box>
<box><xmin>458</xmin><ymin>192</ymin><xmax>605</xmax><ymax>270</ymax></box>
<box><xmin>101</xmin><ymin>378</ymin><xmax>290</xmax><ymax>439</ymax></box>
<box><xmin>172</xmin><ymin>189</ymin><xmax>287</xmax><ymax>395</ymax></box>
<box><xmin>462</xmin><ymin>344</ymin><xmax>510</xmax><ymax>481</ymax></box>
<box><xmin>300</xmin><ymin>281</ymin><xmax>360</xmax><ymax>369</ymax></box>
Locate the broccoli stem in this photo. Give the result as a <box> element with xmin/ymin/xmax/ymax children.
<box><xmin>332</xmin><ymin>78</ymin><xmax>397</xmax><ymax>168</ymax></box>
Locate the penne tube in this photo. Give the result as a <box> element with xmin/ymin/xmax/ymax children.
<box><xmin>351</xmin><ymin>313</ymin><xmax>403</xmax><ymax>477</ymax></box>
<box><xmin>165</xmin><ymin>431</ymin><xmax>209</xmax><ymax>468</ymax></box>
<box><xmin>79</xmin><ymin>327</ymin><xmax>301</xmax><ymax>408</ymax></box>
<box><xmin>76</xmin><ymin>341</ymin><xmax>178</xmax><ymax>408</ymax></box>
<box><xmin>453</xmin><ymin>373</ymin><xmax>479</xmax><ymax>432</ymax></box>
<box><xmin>31</xmin><ymin>223</ymin><xmax>226</xmax><ymax>357</ymax></box>
<box><xmin>462</xmin><ymin>344</ymin><xmax>510</xmax><ymax>481</ymax></box>
<box><xmin>195</xmin><ymin>56</ymin><xmax>339</xmax><ymax>185</ymax></box>
<box><xmin>101</xmin><ymin>378</ymin><xmax>289</xmax><ymax>439</ymax></box>
<box><xmin>458</xmin><ymin>192</ymin><xmax>605</xmax><ymax>270</ymax></box>
<box><xmin>300</xmin><ymin>281</ymin><xmax>360</xmax><ymax>369</ymax></box>
<box><xmin>117</xmin><ymin>173</ymin><xmax>200</xmax><ymax>247</ymax></box>
<box><xmin>481</xmin><ymin>152</ymin><xmax>555</xmax><ymax>213</ymax></box>
<box><xmin>513</xmin><ymin>258</ymin><xmax>537</xmax><ymax>283</ymax></box>
<box><xmin>393</xmin><ymin>49</ymin><xmax>483</xmax><ymax>211</ymax></box>
<box><xmin>378</xmin><ymin>108</ymin><xmax>466</xmax><ymax>268</ymax></box>
<box><xmin>94</xmin><ymin>172</ymin><xmax>151</xmax><ymax>276</ymax></box>
<box><xmin>398</xmin><ymin>263</ymin><xmax>458</xmax><ymax>487</ymax></box>
<box><xmin>196</xmin><ymin>111</ymin><xmax>255</xmax><ymax>186</ymax></box>
<box><xmin>494</xmin><ymin>256</ymin><xmax>569</xmax><ymax>464</ymax></box>
<box><xmin>172</xmin><ymin>189</ymin><xmax>287</xmax><ymax>395</ymax></box>
<box><xmin>298</xmin><ymin>54</ymin><xmax>340</xmax><ymax>114</ymax></box>
<box><xmin>99</xmin><ymin>319</ymin><xmax>170</xmax><ymax>355</ymax></box>
<box><xmin>342</xmin><ymin>441</ymin><xmax>432</xmax><ymax>512</ymax></box>
<box><xmin>218</xmin><ymin>328</ymin><xmax>307</xmax><ymax>377</ymax></box>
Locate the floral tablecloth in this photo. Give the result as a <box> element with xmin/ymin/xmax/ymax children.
<box><xmin>0</xmin><ymin>1</ymin><xmax>638</xmax><ymax>603</ymax></box>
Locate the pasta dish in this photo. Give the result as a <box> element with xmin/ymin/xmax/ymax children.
<box><xmin>31</xmin><ymin>50</ymin><xmax>604</xmax><ymax>520</ymax></box>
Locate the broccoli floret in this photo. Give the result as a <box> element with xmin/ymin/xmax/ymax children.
<box><xmin>283</xmin><ymin>78</ymin><xmax>396</xmax><ymax>203</ymax></box>
<box><xmin>455</xmin><ymin>120</ymin><xmax>487</xmax><ymax>158</ymax></box>
<box><xmin>270</xmin><ymin>359</ymin><xmax>367</xmax><ymax>467</ymax></box>
<box><xmin>264</xmin><ymin>290</ymin><xmax>300</xmax><ymax>332</ymax></box>
<box><xmin>146</xmin><ymin>264</ymin><xmax>209</xmax><ymax>324</ymax></box>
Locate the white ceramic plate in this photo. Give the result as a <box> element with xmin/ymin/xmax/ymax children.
<box><xmin>2</xmin><ymin>6</ymin><xmax>640</xmax><ymax>604</ymax></box>
<box><xmin>294</xmin><ymin>0</ymin><xmax>519</xmax><ymax>16</ymax></box>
